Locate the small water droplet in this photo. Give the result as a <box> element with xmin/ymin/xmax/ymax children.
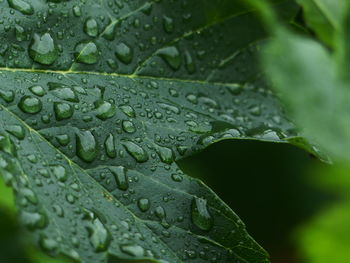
<box><xmin>138</xmin><ymin>198</ymin><xmax>150</xmax><ymax>212</ymax></box>
<box><xmin>54</xmin><ymin>102</ymin><xmax>74</xmax><ymax>120</ymax></box>
<box><xmin>157</xmin><ymin>46</ymin><xmax>181</xmax><ymax>70</ymax></box>
<box><xmin>84</xmin><ymin>17</ymin><xmax>99</xmax><ymax>37</ymax></box>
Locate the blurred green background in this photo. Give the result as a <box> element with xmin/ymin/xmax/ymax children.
<box><xmin>1</xmin><ymin>140</ymin><xmax>348</xmax><ymax>263</ymax></box>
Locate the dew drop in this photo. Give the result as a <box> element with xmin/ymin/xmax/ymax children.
<box><xmin>29</xmin><ymin>85</ymin><xmax>46</xmax><ymax>96</ymax></box>
<box><xmin>120</xmin><ymin>244</ymin><xmax>145</xmax><ymax>257</ymax></box>
<box><xmin>18</xmin><ymin>96</ymin><xmax>42</xmax><ymax>114</ymax></box>
<box><xmin>7</xmin><ymin>0</ymin><xmax>34</xmax><ymax>15</ymax></box>
<box><xmin>74</xmin><ymin>41</ymin><xmax>99</xmax><ymax>64</ymax></box>
<box><xmin>76</xmin><ymin>130</ymin><xmax>97</xmax><ymax>163</ymax></box>
<box><xmin>191</xmin><ymin>197</ymin><xmax>213</xmax><ymax>231</ymax></box>
<box><xmin>104</xmin><ymin>133</ymin><xmax>116</xmax><ymax>158</ymax></box>
<box><xmin>6</xmin><ymin>125</ymin><xmax>25</xmax><ymax>140</ymax></box>
<box><xmin>87</xmin><ymin>218</ymin><xmax>111</xmax><ymax>252</ymax></box>
<box><xmin>115</xmin><ymin>42</ymin><xmax>133</xmax><ymax>64</ymax></box>
<box><xmin>52</xmin><ymin>165</ymin><xmax>67</xmax><ymax>182</ymax></box>
<box><xmin>95</xmin><ymin>100</ymin><xmax>116</xmax><ymax>120</ymax></box>
<box><xmin>157</xmin><ymin>46</ymin><xmax>181</xmax><ymax>70</ymax></box>
<box><xmin>122</xmin><ymin>141</ymin><xmax>148</xmax><ymax>163</ymax></box>
<box><xmin>109</xmin><ymin>166</ymin><xmax>128</xmax><ymax>191</ymax></box>
<box><xmin>54</xmin><ymin>102</ymin><xmax>74</xmax><ymax>120</ymax></box>
<box><xmin>84</xmin><ymin>18</ymin><xmax>99</xmax><ymax>37</ymax></box>
<box><xmin>137</xmin><ymin>198</ymin><xmax>150</xmax><ymax>212</ymax></box>
<box><xmin>29</xmin><ymin>33</ymin><xmax>58</xmax><ymax>65</ymax></box>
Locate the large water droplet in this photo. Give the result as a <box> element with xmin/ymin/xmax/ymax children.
<box><xmin>75</xmin><ymin>41</ymin><xmax>99</xmax><ymax>64</ymax></box>
<box><xmin>104</xmin><ymin>134</ymin><xmax>116</xmax><ymax>158</ymax></box>
<box><xmin>115</xmin><ymin>42</ymin><xmax>133</xmax><ymax>64</ymax></box>
<box><xmin>18</xmin><ymin>96</ymin><xmax>42</xmax><ymax>114</ymax></box>
<box><xmin>87</xmin><ymin>218</ymin><xmax>111</xmax><ymax>252</ymax></box>
<box><xmin>7</xmin><ymin>0</ymin><xmax>34</xmax><ymax>15</ymax></box>
<box><xmin>52</xmin><ymin>165</ymin><xmax>67</xmax><ymax>182</ymax></box>
<box><xmin>19</xmin><ymin>210</ymin><xmax>47</xmax><ymax>230</ymax></box>
<box><xmin>157</xmin><ymin>46</ymin><xmax>181</xmax><ymax>70</ymax></box>
<box><xmin>29</xmin><ymin>85</ymin><xmax>46</xmax><ymax>96</ymax></box>
<box><xmin>137</xmin><ymin>198</ymin><xmax>150</xmax><ymax>212</ymax></box>
<box><xmin>191</xmin><ymin>197</ymin><xmax>213</xmax><ymax>231</ymax></box>
<box><xmin>0</xmin><ymin>89</ymin><xmax>15</xmax><ymax>103</ymax></box>
<box><xmin>95</xmin><ymin>100</ymin><xmax>116</xmax><ymax>120</ymax></box>
<box><xmin>29</xmin><ymin>33</ymin><xmax>58</xmax><ymax>65</ymax></box>
<box><xmin>156</xmin><ymin>145</ymin><xmax>174</xmax><ymax>164</ymax></box>
<box><xmin>120</xmin><ymin>244</ymin><xmax>145</xmax><ymax>257</ymax></box>
<box><xmin>6</xmin><ymin>125</ymin><xmax>25</xmax><ymax>140</ymax></box>
<box><xmin>54</xmin><ymin>102</ymin><xmax>74</xmax><ymax>120</ymax></box>
<box><xmin>76</xmin><ymin>130</ymin><xmax>97</xmax><ymax>162</ymax></box>
<box><xmin>84</xmin><ymin>18</ymin><xmax>99</xmax><ymax>37</ymax></box>
<box><xmin>123</xmin><ymin>141</ymin><xmax>148</xmax><ymax>163</ymax></box>
<box><xmin>109</xmin><ymin>166</ymin><xmax>128</xmax><ymax>191</ymax></box>
<box><xmin>48</xmin><ymin>83</ymin><xmax>79</xmax><ymax>102</ymax></box>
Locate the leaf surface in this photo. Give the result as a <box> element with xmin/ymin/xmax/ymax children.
<box><xmin>0</xmin><ymin>0</ymin><xmax>301</xmax><ymax>262</ymax></box>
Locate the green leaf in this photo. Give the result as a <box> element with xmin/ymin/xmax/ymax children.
<box><xmin>297</xmin><ymin>0</ymin><xmax>348</xmax><ymax>47</ymax></box>
<box><xmin>0</xmin><ymin>0</ymin><xmax>302</xmax><ymax>262</ymax></box>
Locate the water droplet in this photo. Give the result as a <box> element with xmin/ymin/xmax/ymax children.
<box><xmin>6</xmin><ymin>125</ymin><xmax>25</xmax><ymax>140</ymax></box>
<box><xmin>95</xmin><ymin>100</ymin><xmax>116</xmax><ymax>120</ymax></box>
<box><xmin>102</xmin><ymin>22</ymin><xmax>116</xmax><ymax>41</ymax></box>
<box><xmin>87</xmin><ymin>218</ymin><xmax>111</xmax><ymax>252</ymax></box>
<box><xmin>39</xmin><ymin>236</ymin><xmax>58</xmax><ymax>253</ymax></box>
<box><xmin>0</xmin><ymin>89</ymin><xmax>15</xmax><ymax>103</ymax></box>
<box><xmin>109</xmin><ymin>166</ymin><xmax>128</xmax><ymax>191</ymax></box>
<box><xmin>104</xmin><ymin>134</ymin><xmax>116</xmax><ymax>158</ymax></box>
<box><xmin>54</xmin><ymin>102</ymin><xmax>74</xmax><ymax>120</ymax></box>
<box><xmin>7</xmin><ymin>0</ymin><xmax>34</xmax><ymax>15</ymax></box>
<box><xmin>84</xmin><ymin>18</ymin><xmax>99</xmax><ymax>37</ymax></box>
<box><xmin>185</xmin><ymin>51</ymin><xmax>196</xmax><ymax>74</ymax></box>
<box><xmin>18</xmin><ymin>96</ymin><xmax>42</xmax><ymax>114</ymax></box>
<box><xmin>48</xmin><ymin>82</ymin><xmax>79</xmax><ymax>102</ymax></box>
<box><xmin>120</xmin><ymin>244</ymin><xmax>145</xmax><ymax>257</ymax></box>
<box><xmin>29</xmin><ymin>85</ymin><xmax>46</xmax><ymax>96</ymax></box>
<box><xmin>56</xmin><ymin>134</ymin><xmax>70</xmax><ymax>146</ymax></box>
<box><xmin>123</xmin><ymin>141</ymin><xmax>148</xmax><ymax>163</ymax></box>
<box><xmin>162</xmin><ymin>15</ymin><xmax>174</xmax><ymax>33</ymax></box>
<box><xmin>76</xmin><ymin>130</ymin><xmax>97</xmax><ymax>163</ymax></box>
<box><xmin>137</xmin><ymin>198</ymin><xmax>150</xmax><ymax>212</ymax></box>
<box><xmin>115</xmin><ymin>42</ymin><xmax>133</xmax><ymax>64</ymax></box>
<box><xmin>52</xmin><ymin>165</ymin><xmax>67</xmax><ymax>182</ymax></box>
<box><xmin>122</xmin><ymin>120</ymin><xmax>136</xmax><ymax>133</ymax></box>
<box><xmin>29</xmin><ymin>33</ymin><xmax>58</xmax><ymax>65</ymax></box>
<box><xmin>157</xmin><ymin>46</ymin><xmax>181</xmax><ymax>70</ymax></box>
<box><xmin>120</xmin><ymin>105</ymin><xmax>135</xmax><ymax>118</ymax></box>
<box><xmin>19</xmin><ymin>210</ymin><xmax>47</xmax><ymax>230</ymax></box>
<box><xmin>156</xmin><ymin>145</ymin><xmax>174</xmax><ymax>164</ymax></box>
<box><xmin>191</xmin><ymin>197</ymin><xmax>213</xmax><ymax>231</ymax></box>
<box><xmin>75</xmin><ymin>41</ymin><xmax>99</xmax><ymax>64</ymax></box>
